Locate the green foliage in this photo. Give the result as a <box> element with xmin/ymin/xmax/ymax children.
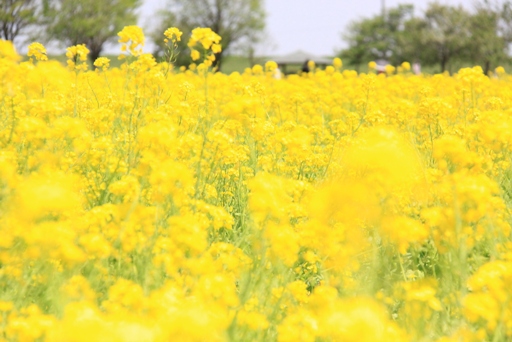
<box><xmin>0</xmin><ymin>0</ymin><xmax>40</xmax><ymax>43</ymax></box>
<box><xmin>340</xmin><ymin>1</ymin><xmax>512</xmax><ymax>73</ymax></box>
<box><xmin>151</xmin><ymin>0</ymin><xmax>265</xmax><ymax>71</ymax></box>
<box><xmin>41</xmin><ymin>0</ymin><xmax>141</xmax><ymax>63</ymax></box>
<box><xmin>421</xmin><ymin>3</ymin><xmax>472</xmax><ymax>72</ymax></box>
<box><xmin>340</xmin><ymin>5</ymin><xmax>414</xmax><ymax>69</ymax></box>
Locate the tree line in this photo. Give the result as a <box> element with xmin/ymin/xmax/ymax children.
<box><xmin>2</xmin><ymin>0</ymin><xmax>512</xmax><ymax>73</ymax></box>
<box><xmin>340</xmin><ymin>1</ymin><xmax>512</xmax><ymax>74</ymax></box>
<box><xmin>0</xmin><ymin>0</ymin><xmax>265</xmax><ymax>70</ymax></box>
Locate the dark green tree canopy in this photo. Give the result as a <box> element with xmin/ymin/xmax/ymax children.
<box><xmin>152</xmin><ymin>0</ymin><xmax>266</xmax><ymax>70</ymax></box>
<box><xmin>42</xmin><ymin>0</ymin><xmax>141</xmax><ymax>63</ymax></box>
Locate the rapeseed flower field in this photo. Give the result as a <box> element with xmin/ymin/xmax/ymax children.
<box><xmin>1</xmin><ymin>26</ymin><xmax>512</xmax><ymax>341</ymax></box>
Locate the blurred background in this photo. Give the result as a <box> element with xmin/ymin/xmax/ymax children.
<box><xmin>2</xmin><ymin>0</ymin><xmax>509</xmax><ymax>74</ymax></box>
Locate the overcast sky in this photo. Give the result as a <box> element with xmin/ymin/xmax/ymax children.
<box><xmin>140</xmin><ymin>0</ymin><xmax>469</xmax><ymax>57</ymax></box>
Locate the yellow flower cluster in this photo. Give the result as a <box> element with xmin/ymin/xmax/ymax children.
<box><xmin>27</xmin><ymin>42</ymin><xmax>47</xmax><ymax>62</ymax></box>
<box><xmin>164</xmin><ymin>27</ymin><xmax>183</xmax><ymax>44</ymax></box>
<box><xmin>162</xmin><ymin>27</ymin><xmax>183</xmax><ymax>68</ymax></box>
<box><xmin>93</xmin><ymin>57</ymin><xmax>110</xmax><ymax>71</ymax></box>
<box><xmin>66</xmin><ymin>44</ymin><xmax>89</xmax><ymax>71</ymax></box>
<box><xmin>188</xmin><ymin>27</ymin><xmax>222</xmax><ymax>50</ymax></box>
<box><xmin>1</xmin><ymin>25</ymin><xmax>512</xmax><ymax>341</ymax></box>
<box><xmin>118</xmin><ymin>25</ymin><xmax>145</xmax><ymax>57</ymax></box>
<box><xmin>188</xmin><ymin>27</ymin><xmax>222</xmax><ymax>67</ymax></box>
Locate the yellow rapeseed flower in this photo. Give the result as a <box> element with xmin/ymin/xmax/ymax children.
<box><xmin>66</xmin><ymin>44</ymin><xmax>89</xmax><ymax>71</ymax></box>
<box><xmin>93</xmin><ymin>57</ymin><xmax>110</xmax><ymax>71</ymax></box>
<box><xmin>118</xmin><ymin>25</ymin><xmax>145</xmax><ymax>56</ymax></box>
<box><xmin>401</xmin><ymin>61</ymin><xmax>411</xmax><ymax>71</ymax></box>
<box><xmin>333</xmin><ymin>57</ymin><xmax>342</xmax><ymax>69</ymax></box>
<box><xmin>188</xmin><ymin>27</ymin><xmax>221</xmax><ymax>50</ymax></box>
<box><xmin>164</xmin><ymin>27</ymin><xmax>183</xmax><ymax>44</ymax></box>
<box><xmin>27</xmin><ymin>42</ymin><xmax>48</xmax><ymax>62</ymax></box>
<box><xmin>190</xmin><ymin>49</ymin><xmax>200</xmax><ymax>61</ymax></box>
<box><xmin>0</xmin><ymin>40</ymin><xmax>21</xmax><ymax>62</ymax></box>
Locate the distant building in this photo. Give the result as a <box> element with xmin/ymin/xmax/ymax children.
<box><xmin>269</xmin><ymin>50</ymin><xmax>332</xmax><ymax>74</ymax></box>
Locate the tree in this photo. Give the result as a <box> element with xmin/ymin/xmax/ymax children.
<box><xmin>500</xmin><ymin>0</ymin><xmax>512</xmax><ymax>42</ymax></box>
<box><xmin>340</xmin><ymin>4</ymin><xmax>415</xmax><ymax>70</ymax></box>
<box><xmin>467</xmin><ymin>2</ymin><xmax>508</xmax><ymax>74</ymax></box>
<box><xmin>420</xmin><ymin>3</ymin><xmax>472</xmax><ymax>73</ymax></box>
<box><xmin>398</xmin><ymin>16</ymin><xmax>429</xmax><ymax>64</ymax></box>
<box><xmin>0</xmin><ymin>0</ymin><xmax>40</xmax><ymax>43</ymax></box>
<box><xmin>42</xmin><ymin>0</ymin><xmax>141</xmax><ymax>63</ymax></box>
<box><xmin>152</xmin><ymin>0</ymin><xmax>266</xmax><ymax>70</ymax></box>
<box><xmin>340</xmin><ymin>1</ymin><xmax>512</xmax><ymax>74</ymax></box>
<box><xmin>340</xmin><ymin>15</ymin><xmax>387</xmax><ymax>70</ymax></box>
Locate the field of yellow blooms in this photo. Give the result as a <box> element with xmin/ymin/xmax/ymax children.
<box><xmin>1</xmin><ymin>25</ymin><xmax>512</xmax><ymax>341</ymax></box>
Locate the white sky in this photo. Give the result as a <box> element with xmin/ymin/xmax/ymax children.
<box><xmin>139</xmin><ymin>0</ymin><xmax>470</xmax><ymax>57</ymax></box>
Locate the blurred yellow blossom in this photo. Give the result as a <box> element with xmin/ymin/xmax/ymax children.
<box><xmin>164</xmin><ymin>27</ymin><xmax>183</xmax><ymax>44</ymax></box>
<box><xmin>93</xmin><ymin>57</ymin><xmax>110</xmax><ymax>71</ymax></box>
<box><xmin>27</xmin><ymin>42</ymin><xmax>48</xmax><ymax>62</ymax></box>
<box><xmin>66</xmin><ymin>44</ymin><xmax>89</xmax><ymax>71</ymax></box>
<box><xmin>118</xmin><ymin>25</ymin><xmax>145</xmax><ymax>56</ymax></box>
<box><xmin>0</xmin><ymin>40</ymin><xmax>21</xmax><ymax>62</ymax></box>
